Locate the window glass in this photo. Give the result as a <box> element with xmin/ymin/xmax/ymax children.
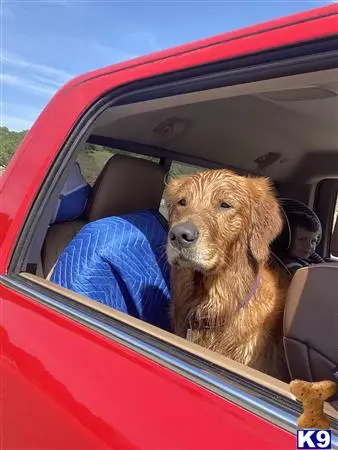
<box><xmin>169</xmin><ymin>161</ymin><xmax>204</xmax><ymax>178</ymax></box>
<box><xmin>77</xmin><ymin>146</ymin><xmax>205</xmax><ymax>220</ymax></box>
<box><xmin>77</xmin><ymin>143</ymin><xmax>159</xmax><ymax>186</ymax></box>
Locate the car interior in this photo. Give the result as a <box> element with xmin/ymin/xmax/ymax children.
<box><xmin>19</xmin><ymin>66</ymin><xmax>338</xmax><ymax>419</ymax></box>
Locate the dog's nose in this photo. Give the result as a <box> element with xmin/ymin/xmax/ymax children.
<box><xmin>169</xmin><ymin>222</ymin><xmax>199</xmax><ymax>248</ymax></box>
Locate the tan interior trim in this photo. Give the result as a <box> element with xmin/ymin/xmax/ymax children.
<box><xmin>20</xmin><ymin>272</ymin><xmax>338</xmax><ymax>419</ymax></box>
<box><xmin>332</xmin><ymin>212</ymin><xmax>338</xmax><ymax>257</ymax></box>
<box><xmin>46</xmin><ymin>263</ymin><xmax>56</xmax><ymax>281</ymax></box>
<box><xmin>94</xmin><ymin>68</ymin><xmax>338</xmax><ymax>126</ymax></box>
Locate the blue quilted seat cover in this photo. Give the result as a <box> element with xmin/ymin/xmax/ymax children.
<box><xmin>51</xmin><ymin>210</ymin><xmax>171</xmax><ymax>330</ymax></box>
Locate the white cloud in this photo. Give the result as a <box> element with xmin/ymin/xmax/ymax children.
<box><xmin>0</xmin><ymin>51</ymin><xmax>74</xmax><ymax>100</ymax></box>
<box><xmin>31</xmin><ymin>74</ymin><xmax>66</xmax><ymax>89</ymax></box>
<box><xmin>0</xmin><ymin>102</ymin><xmax>42</xmax><ymax>131</ymax></box>
<box><xmin>1</xmin><ymin>73</ymin><xmax>57</xmax><ymax>97</ymax></box>
<box><xmin>1</xmin><ymin>51</ymin><xmax>74</xmax><ymax>84</ymax></box>
<box><xmin>0</xmin><ymin>114</ymin><xmax>34</xmax><ymax>132</ymax></box>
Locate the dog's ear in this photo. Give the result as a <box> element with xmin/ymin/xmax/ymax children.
<box><xmin>248</xmin><ymin>177</ymin><xmax>283</xmax><ymax>264</ymax></box>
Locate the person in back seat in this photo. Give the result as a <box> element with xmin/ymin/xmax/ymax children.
<box><xmin>279</xmin><ymin>199</ymin><xmax>324</xmax><ymax>274</ymax></box>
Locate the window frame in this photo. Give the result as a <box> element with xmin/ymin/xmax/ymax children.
<box><xmin>330</xmin><ymin>194</ymin><xmax>338</xmax><ymax>258</ymax></box>
<box><xmin>314</xmin><ymin>178</ymin><xmax>338</xmax><ymax>259</ymax></box>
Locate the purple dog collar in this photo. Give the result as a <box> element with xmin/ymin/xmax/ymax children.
<box><xmin>237</xmin><ymin>273</ymin><xmax>262</xmax><ymax>312</ymax></box>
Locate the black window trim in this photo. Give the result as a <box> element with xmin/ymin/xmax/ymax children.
<box><xmin>87</xmin><ymin>136</ymin><xmax>245</xmax><ymax>175</ymax></box>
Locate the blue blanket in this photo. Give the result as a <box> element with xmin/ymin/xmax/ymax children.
<box><xmin>51</xmin><ymin>210</ymin><xmax>171</xmax><ymax>330</ymax></box>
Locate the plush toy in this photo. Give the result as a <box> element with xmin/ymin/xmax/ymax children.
<box><xmin>289</xmin><ymin>379</ymin><xmax>337</xmax><ymax>429</ymax></box>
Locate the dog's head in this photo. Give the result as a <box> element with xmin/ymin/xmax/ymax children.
<box><xmin>166</xmin><ymin>169</ymin><xmax>282</xmax><ymax>272</ymax></box>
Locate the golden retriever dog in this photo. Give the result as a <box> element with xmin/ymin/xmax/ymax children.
<box><xmin>166</xmin><ymin>169</ymin><xmax>290</xmax><ymax>381</ymax></box>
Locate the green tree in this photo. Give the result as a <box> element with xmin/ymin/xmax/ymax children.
<box><xmin>0</xmin><ymin>126</ymin><xmax>159</xmax><ymax>184</ymax></box>
<box><xmin>0</xmin><ymin>126</ymin><xmax>28</xmax><ymax>166</ymax></box>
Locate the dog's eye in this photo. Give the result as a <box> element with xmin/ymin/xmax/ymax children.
<box><xmin>178</xmin><ymin>198</ymin><xmax>187</xmax><ymax>206</ymax></box>
<box><xmin>220</xmin><ymin>201</ymin><xmax>231</xmax><ymax>209</ymax></box>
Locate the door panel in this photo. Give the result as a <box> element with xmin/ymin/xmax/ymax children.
<box><xmin>1</xmin><ymin>283</ymin><xmax>295</xmax><ymax>449</ymax></box>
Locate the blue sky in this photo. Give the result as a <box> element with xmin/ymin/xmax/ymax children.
<box><xmin>0</xmin><ymin>0</ymin><xmax>333</xmax><ymax>131</ymax></box>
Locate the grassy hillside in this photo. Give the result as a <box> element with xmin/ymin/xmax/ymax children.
<box><xmin>0</xmin><ymin>126</ymin><xmax>201</xmax><ymax>183</ymax></box>
<box><xmin>0</xmin><ymin>127</ymin><xmax>28</xmax><ymax>166</ymax></box>
<box><xmin>0</xmin><ymin>126</ymin><xmax>114</xmax><ymax>182</ymax></box>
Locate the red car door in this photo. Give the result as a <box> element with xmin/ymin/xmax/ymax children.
<box><xmin>1</xmin><ymin>279</ymin><xmax>296</xmax><ymax>449</ymax></box>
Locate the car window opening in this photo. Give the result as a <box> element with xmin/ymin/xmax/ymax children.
<box><xmin>20</xmin><ymin>65</ymin><xmax>338</xmax><ymax>416</ymax></box>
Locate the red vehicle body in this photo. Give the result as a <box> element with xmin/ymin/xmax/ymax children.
<box><xmin>1</xmin><ymin>5</ymin><xmax>337</xmax><ymax>449</ymax></box>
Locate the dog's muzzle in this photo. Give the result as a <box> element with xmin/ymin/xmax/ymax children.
<box><xmin>169</xmin><ymin>222</ymin><xmax>199</xmax><ymax>250</ymax></box>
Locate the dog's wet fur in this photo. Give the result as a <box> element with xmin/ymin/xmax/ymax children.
<box><xmin>166</xmin><ymin>169</ymin><xmax>290</xmax><ymax>381</ymax></box>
